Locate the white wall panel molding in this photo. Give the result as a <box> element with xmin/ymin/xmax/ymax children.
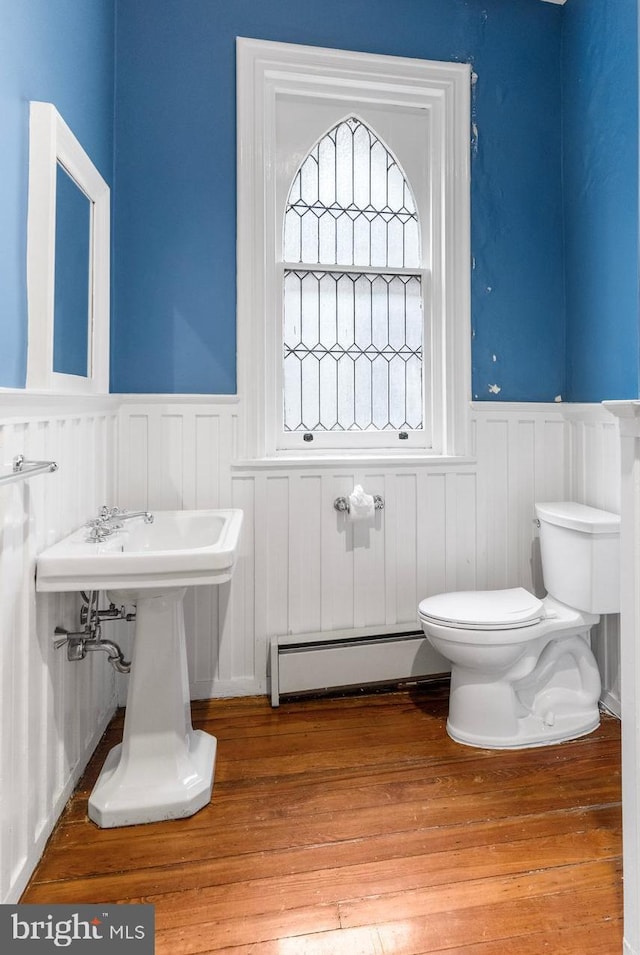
<box><xmin>563</xmin><ymin>403</ymin><xmax>620</xmax><ymax>513</ymax></box>
<box><xmin>115</xmin><ymin>394</ymin><xmax>240</xmax><ymax>404</ymax></box>
<box><xmin>560</xmin><ymin>403</ymin><xmax>621</xmax><ymax>717</ymax></box>
<box><xmin>232</xmin><ymin>453</ymin><xmax>477</xmax><ymax>470</ymax></box>
<box><xmin>2</xmin><ymin>395</ymin><xmax>619</xmax><ymax>904</ymax></box>
<box><xmin>117</xmin><ymin>400</ymin><xmax>241</xmax><ymax>511</ymax></box>
<box><xmin>0</xmin><ymin>404</ymin><xmax>119</xmax><ymax>902</ymax></box>
<box><xmin>473</xmin><ymin>405</ymin><xmax>570</xmax><ymax>596</ymax></box>
<box><xmin>0</xmin><ymin>391</ymin><xmax>119</xmax><ymax>421</ymax></box>
<box><xmin>117</xmin><ymin>400</ymin><xmax>248</xmax><ymax>699</ymax></box>
<box><xmin>599</xmin><ymin>401</ymin><xmax>640</xmax><ymax>955</ymax></box>
<box><xmin>116</xmin><ymin>396</ymin><xmax>620</xmax><ymax>712</ymax></box>
<box><xmin>118</xmin><ymin>399</ymin><xmax>574</xmax><ymax>701</ymax></box>
<box><xmin>596</xmin><ymin>613</ymin><xmax>621</xmax><ymax>719</ymax></box>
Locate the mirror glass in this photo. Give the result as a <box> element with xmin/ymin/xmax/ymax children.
<box><xmin>53</xmin><ymin>162</ymin><xmax>92</xmax><ymax>377</ymax></box>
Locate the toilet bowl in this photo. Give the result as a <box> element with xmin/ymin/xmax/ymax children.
<box><xmin>418</xmin><ymin>502</ymin><xmax>620</xmax><ymax>749</ymax></box>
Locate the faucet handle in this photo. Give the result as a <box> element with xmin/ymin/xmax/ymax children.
<box><xmin>85</xmin><ymin>520</ymin><xmax>114</xmax><ymax>542</ymax></box>
<box><xmin>98</xmin><ymin>505</ymin><xmax>123</xmax><ymax>520</ymax></box>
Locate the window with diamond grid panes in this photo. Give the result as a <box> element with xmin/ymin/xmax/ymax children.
<box><xmin>283</xmin><ymin>116</ymin><xmax>424</xmax><ymax>438</ymax></box>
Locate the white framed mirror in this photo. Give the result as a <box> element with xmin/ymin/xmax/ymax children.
<box><xmin>26</xmin><ymin>102</ymin><xmax>110</xmax><ymax>394</ymax></box>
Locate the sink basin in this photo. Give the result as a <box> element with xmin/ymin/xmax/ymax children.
<box><xmin>36</xmin><ymin>509</ymin><xmax>243</xmax><ymax>593</ymax></box>
<box><xmin>35</xmin><ymin>507</ymin><xmax>243</xmax><ymax>829</ymax></box>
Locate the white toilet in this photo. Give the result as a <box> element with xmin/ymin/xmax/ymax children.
<box><xmin>418</xmin><ymin>502</ymin><xmax>620</xmax><ymax>749</ymax></box>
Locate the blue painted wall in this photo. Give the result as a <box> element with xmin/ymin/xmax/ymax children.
<box><xmin>0</xmin><ymin>0</ymin><xmax>115</xmax><ymax>388</ymax></box>
<box><xmin>562</xmin><ymin>0</ymin><xmax>639</xmax><ymax>401</ymax></box>
<box><xmin>112</xmin><ymin>0</ymin><xmax>565</xmax><ymax>398</ymax></box>
<box><xmin>3</xmin><ymin>1</ymin><xmax>636</xmax><ymax>403</ymax></box>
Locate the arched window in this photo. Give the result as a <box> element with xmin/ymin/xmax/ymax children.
<box><xmin>237</xmin><ymin>39</ymin><xmax>471</xmax><ymax>458</ymax></box>
<box><xmin>282</xmin><ymin>117</ymin><xmax>424</xmax><ymax>439</ymax></box>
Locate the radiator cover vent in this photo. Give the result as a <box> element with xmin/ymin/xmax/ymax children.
<box><xmin>269</xmin><ymin>624</ymin><xmax>449</xmax><ymax>706</ymax></box>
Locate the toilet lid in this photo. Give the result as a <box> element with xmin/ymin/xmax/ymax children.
<box><xmin>418</xmin><ymin>587</ymin><xmax>545</xmax><ymax>631</ymax></box>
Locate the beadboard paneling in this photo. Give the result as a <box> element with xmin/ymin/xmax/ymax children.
<box><xmin>565</xmin><ymin>405</ymin><xmax>621</xmax><ymax>716</ymax></box>
<box><xmin>1</xmin><ymin>395</ymin><xmax>621</xmax><ymax>904</ymax></box>
<box><xmin>567</xmin><ymin>405</ymin><xmax>621</xmax><ymax>514</ymax></box>
<box><xmin>118</xmin><ymin>400</ymin><xmax>576</xmax><ymax>701</ymax></box>
<box><xmin>0</xmin><ymin>398</ymin><xmax>119</xmax><ymax>903</ymax></box>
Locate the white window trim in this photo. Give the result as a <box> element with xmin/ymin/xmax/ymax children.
<box><xmin>236</xmin><ymin>38</ymin><xmax>471</xmax><ymax>459</ymax></box>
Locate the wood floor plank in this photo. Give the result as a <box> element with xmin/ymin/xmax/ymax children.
<box><xmin>125</xmin><ymin>829</ymin><xmax>620</xmax><ymax>933</ymax></box>
<box><xmin>30</xmin><ymin>764</ymin><xmax>621</xmax><ymax>884</ymax></box>
<box><xmin>196</xmin><ymin>891</ymin><xmax>622</xmax><ymax>955</ymax></box>
<box><xmin>152</xmin><ymin>865</ymin><xmax>621</xmax><ymax>954</ymax></box>
<box><xmin>425</xmin><ymin>921</ymin><xmax>623</xmax><ymax>955</ymax></box>
<box><xmin>59</xmin><ymin>734</ymin><xmax>619</xmax><ymax>826</ymax></box>
<box><xmin>202</xmin><ymin>924</ymin><xmax>387</xmax><ymax>955</ymax></box>
<box><xmin>21</xmin><ymin>689</ymin><xmax>623</xmax><ymax>955</ymax></box>
<box><xmin>338</xmin><ymin>859</ymin><xmax>621</xmax><ymax>930</ymax></box>
<box><xmin>23</xmin><ymin>804</ymin><xmax>620</xmax><ymax>903</ymax></box>
<box><xmin>154</xmin><ymin>902</ymin><xmax>343</xmax><ymax>955</ymax></box>
<box><xmin>55</xmin><ymin>741</ymin><xmax>621</xmax><ymax>840</ymax></box>
<box><xmin>373</xmin><ymin>880</ymin><xmax>623</xmax><ymax>954</ymax></box>
<box><xmin>43</xmin><ymin>725</ymin><xmax>621</xmax><ymax>837</ymax></box>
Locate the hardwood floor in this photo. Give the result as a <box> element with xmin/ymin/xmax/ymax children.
<box><xmin>22</xmin><ymin>683</ymin><xmax>623</xmax><ymax>954</ymax></box>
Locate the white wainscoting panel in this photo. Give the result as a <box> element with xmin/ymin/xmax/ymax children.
<box><xmin>473</xmin><ymin>407</ymin><xmax>571</xmax><ymax>596</ymax></box>
<box><xmin>564</xmin><ymin>404</ymin><xmax>621</xmax><ymax>716</ymax></box>
<box><xmin>600</xmin><ymin>401</ymin><xmax>640</xmax><ymax>954</ymax></box>
<box><xmin>118</xmin><ymin>400</ymin><xmax>578</xmax><ymax>701</ymax></box>
<box><xmin>566</xmin><ymin>404</ymin><xmax>621</xmax><ymax>514</ymax></box>
<box><xmin>1</xmin><ymin>394</ymin><xmax>621</xmax><ymax>904</ymax></box>
<box><xmin>0</xmin><ymin>396</ymin><xmax>119</xmax><ymax>903</ymax></box>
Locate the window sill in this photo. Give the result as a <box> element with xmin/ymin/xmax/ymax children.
<box><xmin>231</xmin><ymin>451</ymin><xmax>477</xmax><ymax>470</ymax></box>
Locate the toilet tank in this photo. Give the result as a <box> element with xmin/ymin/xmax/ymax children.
<box><xmin>535</xmin><ymin>502</ymin><xmax>620</xmax><ymax>614</ymax></box>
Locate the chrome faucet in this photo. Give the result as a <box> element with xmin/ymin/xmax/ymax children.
<box><xmin>86</xmin><ymin>506</ymin><xmax>154</xmax><ymax>542</ymax></box>
<box><xmin>120</xmin><ymin>509</ymin><xmax>154</xmax><ymax>524</ymax></box>
<box><xmin>101</xmin><ymin>506</ymin><xmax>154</xmax><ymax>528</ymax></box>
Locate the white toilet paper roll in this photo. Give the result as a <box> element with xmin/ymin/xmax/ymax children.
<box><xmin>347</xmin><ymin>485</ymin><xmax>375</xmax><ymax>522</ymax></box>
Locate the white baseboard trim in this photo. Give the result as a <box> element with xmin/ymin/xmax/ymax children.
<box><xmin>601</xmin><ymin>691</ymin><xmax>622</xmax><ymax>720</ymax></box>
<box><xmin>190</xmin><ymin>679</ymin><xmax>265</xmax><ymax>701</ymax></box>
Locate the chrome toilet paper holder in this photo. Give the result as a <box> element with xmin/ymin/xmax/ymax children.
<box><xmin>334</xmin><ymin>495</ymin><xmax>384</xmax><ymax>513</ymax></box>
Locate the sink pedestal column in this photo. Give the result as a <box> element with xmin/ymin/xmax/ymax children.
<box><xmin>88</xmin><ymin>587</ymin><xmax>216</xmax><ymax>828</ymax></box>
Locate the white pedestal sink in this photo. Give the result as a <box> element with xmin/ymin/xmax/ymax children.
<box><xmin>36</xmin><ymin>509</ymin><xmax>243</xmax><ymax>828</ymax></box>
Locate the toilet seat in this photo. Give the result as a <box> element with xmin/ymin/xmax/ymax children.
<box><xmin>418</xmin><ymin>587</ymin><xmax>545</xmax><ymax>631</ymax></box>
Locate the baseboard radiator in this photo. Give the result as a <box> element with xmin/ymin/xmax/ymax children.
<box><xmin>269</xmin><ymin>624</ymin><xmax>450</xmax><ymax>706</ymax></box>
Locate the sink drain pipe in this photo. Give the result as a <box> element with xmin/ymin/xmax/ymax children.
<box><xmin>82</xmin><ymin>637</ymin><xmax>131</xmax><ymax>673</ymax></box>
